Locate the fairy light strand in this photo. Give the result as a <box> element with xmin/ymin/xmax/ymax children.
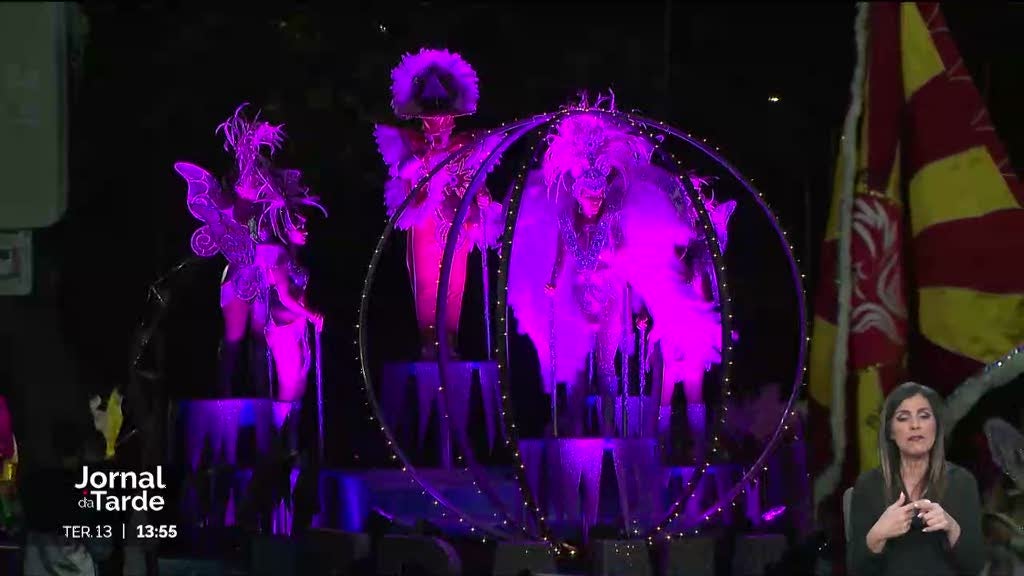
<box><xmin>356</xmin><ymin>118</ymin><xmax>548</xmax><ymax>542</ymax></box>
<box><xmin>433</xmin><ymin>119</ymin><xmax>552</xmax><ymax>534</ymax></box>
<box><xmin>608</xmin><ymin>110</ymin><xmax>731</xmax><ymax>539</ymax></box>
<box><xmin>621</xmin><ymin>114</ymin><xmax>809</xmax><ymax>541</ymax></box>
<box><xmin>492</xmin><ymin>123</ymin><xmax>568</xmax><ymax>550</ymax></box>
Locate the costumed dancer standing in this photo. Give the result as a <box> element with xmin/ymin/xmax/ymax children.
<box><xmin>374</xmin><ymin>49</ymin><xmax>503</xmax><ymax>359</ymax></box>
<box><xmin>507</xmin><ymin>100</ymin><xmax>731</xmax><ymax>442</ymax></box>
<box><xmin>651</xmin><ymin>172</ymin><xmax>735</xmax><ymax>457</ymax></box>
<box><xmin>174</xmin><ymin>104</ymin><xmax>325</xmax><ymax>442</ymax></box>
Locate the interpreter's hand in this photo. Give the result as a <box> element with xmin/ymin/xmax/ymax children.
<box><xmin>871</xmin><ymin>492</ymin><xmax>917</xmax><ymax>540</ymax></box>
<box><xmin>914</xmin><ymin>499</ymin><xmax>957</xmax><ymax>534</ymax></box>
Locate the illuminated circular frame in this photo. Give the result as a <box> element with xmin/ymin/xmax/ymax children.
<box><xmin>357</xmin><ymin>115</ymin><xmax>549</xmax><ymax>543</ymax></box>
<box><xmin>359</xmin><ymin>108</ymin><xmax>809</xmax><ymax>550</ymax></box>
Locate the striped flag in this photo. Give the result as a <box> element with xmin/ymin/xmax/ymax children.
<box><xmin>809</xmin><ymin>2</ymin><xmax>1024</xmax><ymax>513</ymax></box>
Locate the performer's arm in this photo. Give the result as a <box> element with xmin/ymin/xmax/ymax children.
<box><xmin>270</xmin><ymin>264</ymin><xmax>324</xmax><ymax>330</ymax></box>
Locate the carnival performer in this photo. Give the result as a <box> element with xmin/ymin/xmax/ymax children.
<box><xmin>507</xmin><ymin>100</ymin><xmax>730</xmax><ymax>438</ymax></box>
<box><xmin>651</xmin><ymin>174</ymin><xmax>735</xmax><ymax>455</ymax></box>
<box><xmin>374</xmin><ymin>48</ymin><xmax>504</xmax><ymax>360</ymax></box>
<box><xmin>174</xmin><ymin>104</ymin><xmax>325</xmax><ymax>407</ymax></box>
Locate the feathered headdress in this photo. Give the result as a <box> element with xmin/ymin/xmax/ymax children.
<box><xmin>390</xmin><ymin>48</ymin><xmax>479</xmax><ymax>119</ymax></box>
<box><xmin>542</xmin><ymin>95</ymin><xmax>652</xmax><ymax>200</ymax></box>
<box><xmin>217</xmin><ymin>103</ymin><xmax>326</xmax><ymax>244</ymax></box>
<box><xmin>254</xmin><ymin>168</ymin><xmax>328</xmax><ymax>245</ymax></box>
<box><xmin>216</xmin><ymin>103</ymin><xmax>285</xmax><ymax>199</ymax></box>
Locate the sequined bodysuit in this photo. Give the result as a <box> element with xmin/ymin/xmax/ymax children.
<box><xmin>559</xmin><ymin>211</ymin><xmax>620</xmax><ymax>325</ymax></box>
<box><xmin>557</xmin><ymin>208</ymin><xmax>625</xmax><ymax>404</ymax></box>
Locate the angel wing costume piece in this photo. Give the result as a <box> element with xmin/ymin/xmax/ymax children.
<box><xmin>507</xmin><ymin>112</ymin><xmax>730</xmax><ymax>435</ymax></box>
<box><xmin>373</xmin><ymin>49</ymin><xmax>505</xmax><ymax>358</ymax></box>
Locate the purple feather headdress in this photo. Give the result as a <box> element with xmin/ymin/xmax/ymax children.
<box><xmin>216</xmin><ymin>103</ymin><xmax>285</xmax><ymax>200</ymax></box>
<box><xmin>390</xmin><ymin>48</ymin><xmax>479</xmax><ymax>118</ymax></box>
<box><xmin>543</xmin><ymin>94</ymin><xmax>652</xmax><ymax>200</ymax></box>
<box><xmin>254</xmin><ymin>168</ymin><xmax>328</xmax><ymax>245</ymax></box>
<box><xmin>215</xmin><ymin>103</ymin><xmax>326</xmax><ymax>244</ymax></box>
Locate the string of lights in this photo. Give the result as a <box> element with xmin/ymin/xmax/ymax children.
<box><xmin>357</xmin><ymin>113</ymin><xmax>559</xmax><ymax>543</ymax></box>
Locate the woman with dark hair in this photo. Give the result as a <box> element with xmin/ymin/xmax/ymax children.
<box><xmin>848</xmin><ymin>382</ymin><xmax>986</xmax><ymax>575</ymax></box>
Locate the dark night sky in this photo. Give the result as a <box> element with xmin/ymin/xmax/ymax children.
<box><xmin>44</xmin><ymin>2</ymin><xmax>1024</xmax><ymax>464</ymax></box>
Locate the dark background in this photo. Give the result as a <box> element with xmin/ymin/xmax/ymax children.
<box><xmin>4</xmin><ymin>1</ymin><xmax>1023</xmax><ymax>488</ymax></box>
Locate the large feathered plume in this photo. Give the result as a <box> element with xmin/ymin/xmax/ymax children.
<box><xmin>255</xmin><ymin>168</ymin><xmax>327</xmax><ymax>244</ymax></box>
<box><xmin>216</xmin><ymin>103</ymin><xmax>326</xmax><ymax>245</ymax></box>
<box><xmin>542</xmin><ymin>97</ymin><xmax>653</xmax><ymax>201</ymax></box>
<box><xmin>216</xmin><ymin>103</ymin><xmax>286</xmax><ymax>200</ymax></box>
<box><xmin>390</xmin><ymin>48</ymin><xmax>479</xmax><ymax>118</ymax></box>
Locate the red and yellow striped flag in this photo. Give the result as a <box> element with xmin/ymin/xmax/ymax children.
<box><xmin>810</xmin><ymin>2</ymin><xmax>1024</xmax><ymax>511</ymax></box>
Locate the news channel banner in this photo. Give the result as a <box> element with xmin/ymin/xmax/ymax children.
<box><xmin>21</xmin><ymin>461</ymin><xmax>178</xmax><ymax>543</ymax></box>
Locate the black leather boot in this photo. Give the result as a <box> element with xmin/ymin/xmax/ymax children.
<box><xmin>248</xmin><ymin>336</ymin><xmax>271</xmax><ymax>398</ymax></box>
<box><xmin>216</xmin><ymin>341</ymin><xmax>241</xmax><ymax>398</ymax></box>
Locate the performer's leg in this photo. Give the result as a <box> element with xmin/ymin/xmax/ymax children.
<box><xmin>660</xmin><ymin>358</ymin><xmax>705</xmax><ymax>461</ymax></box>
<box><xmin>659</xmin><ymin>355</ymin><xmax>676</xmax><ymax>407</ymax></box>
<box><xmin>284</xmin><ymin>401</ymin><xmax>302</xmax><ymax>454</ymax></box>
<box><xmin>271</xmin><ymin>401</ymin><xmax>302</xmax><ymax>455</ymax></box>
<box><xmin>268</xmin><ymin>321</ymin><xmax>309</xmax><ymax>461</ymax></box>
<box><xmin>681</xmin><ymin>367</ymin><xmax>706</xmax><ymax>461</ymax></box>
<box><xmin>219</xmin><ymin>295</ymin><xmax>250</xmax><ymax>397</ymax></box>
<box><xmin>268</xmin><ymin>321</ymin><xmax>309</xmax><ymax>404</ymax></box>
<box><xmin>567</xmin><ymin>372</ymin><xmax>588</xmax><ymax>437</ymax></box>
<box><xmin>248</xmin><ymin>300</ymin><xmax>270</xmax><ymax>397</ymax></box>
<box><xmin>596</xmin><ymin>326</ymin><xmax>620</xmax><ymax>438</ymax></box>
<box><xmin>651</xmin><ymin>345</ymin><xmax>674</xmax><ymax>445</ymax></box>
<box><xmin>443</xmin><ymin>240</ymin><xmax>471</xmax><ymax>358</ymax></box>
<box><xmin>407</xmin><ymin>223</ymin><xmax>442</xmax><ymax>360</ymax></box>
